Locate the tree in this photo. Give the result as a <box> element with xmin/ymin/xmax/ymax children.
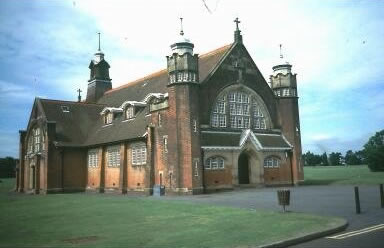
<box><xmin>329</xmin><ymin>152</ymin><xmax>343</xmax><ymax>166</ymax></box>
<box><xmin>363</xmin><ymin>130</ymin><xmax>384</xmax><ymax>172</ymax></box>
<box><xmin>321</xmin><ymin>152</ymin><xmax>329</xmax><ymax>166</ymax></box>
<box><xmin>345</xmin><ymin>150</ymin><xmax>362</xmax><ymax>165</ymax></box>
<box><xmin>303</xmin><ymin>151</ymin><xmax>322</xmax><ymax>166</ymax></box>
<box><xmin>0</xmin><ymin>157</ymin><xmax>18</xmax><ymax>178</ymax></box>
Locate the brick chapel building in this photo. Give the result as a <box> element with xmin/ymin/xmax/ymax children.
<box><xmin>16</xmin><ymin>20</ymin><xmax>303</xmax><ymax>195</ymax></box>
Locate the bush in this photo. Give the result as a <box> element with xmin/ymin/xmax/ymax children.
<box><xmin>363</xmin><ymin>130</ymin><xmax>384</xmax><ymax>172</ymax></box>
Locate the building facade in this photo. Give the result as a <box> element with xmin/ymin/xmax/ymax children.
<box><xmin>16</xmin><ymin>21</ymin><xmax>303</xmax><ymax>195</ymax></box>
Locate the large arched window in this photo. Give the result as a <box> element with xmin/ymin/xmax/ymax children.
<box><xmin>211</xmin><ymin>88</ymin><xmax>270</xmax><ymax>130</ymax></box>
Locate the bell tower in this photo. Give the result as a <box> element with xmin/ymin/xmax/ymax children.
<box><xmin>165</xmin><ymin>18</ymin><xmax>203</xmax><ymax>194</ymax></box>
<box><xmin>270</xmin><ymin>44</ymin><xmax>303</xmax><ymax>183</ymax></box>
<box><xmin>86</xmin><ymin>32</ymin><xmax>112</xmax><ymax>103</ymax></box>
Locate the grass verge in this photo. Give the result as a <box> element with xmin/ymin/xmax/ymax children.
<box><xmin>0</xmin><ymin>178</ymin><xmax>345</xmax><ymax>248</ymax></box>
<box><xmin>302</xmin><ymin>165</ymin><xmax>384</xmax><ymax>185</ymax></box>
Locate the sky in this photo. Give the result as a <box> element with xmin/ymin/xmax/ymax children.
<box><xmin>0</xmin><ymin>0</ymin><xmax>383</xmax><ymax>158</ymax></box>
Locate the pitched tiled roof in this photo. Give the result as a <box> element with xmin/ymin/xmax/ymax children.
<box><xmin>201</xmin><ymin>130</ymin><xmax>292</xmax><ymax>150</ymax></box>
<box><xmin>97</xmin><ymin>44</ymin><xmax>232</xmax><ymax>107</ymax></box>
<box><xmin>39</xmin><ymin>44</ymin><xmax>232</xmax><ymax>147</ymax></box>
<box><xmin>39</xmin><ymin>99</ymin><xmax>105</xmax><ymax>146</ymax></box>
<box><xmin>84</xmin><ymin>107</ymin><xmax>149</xmax><ymax>146</ymax></box>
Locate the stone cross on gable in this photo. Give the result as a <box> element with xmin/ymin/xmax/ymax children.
<box><xmin>77</xmin><ymin>88</ymin><xmax>82</xmax><ymax>102</ymax></box>
<box><xmin>234</xmin><ymin>17</ymin><xmax>240</xmax><ymax>31</ymax></box>
<box><xmin>233</xmin><ymin>57</ymin><xmax>245</xmax><ymax>83</ymax></box>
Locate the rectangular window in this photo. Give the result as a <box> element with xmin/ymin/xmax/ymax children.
<box><xmin>211</xmin><ymin>114</ymin><xmax>219</xmax><ymax>127</ymax></box>
<box><xmin>193</xmin><ymin>119</ymin><xmax>197</xmax><ymax>132</ymax></box>
<box><xmin>244</xmin><ymin>117</ymin><xmax>250</xmax><ymax>128</ymax></box>
<box><xmin>218</xmin><ymin>102</ymin><xmax>226</xmax><ymax>114</ymax></box>
<box><xmin>158</xmin><ymin>113</ymin><xmax>162</xmax><ymax>127</ymax></box>
<box><xmin>211</xmin><ymin>160</ymin><xmax>218</xmax><ymax>169</ymax></box>
<box><xmin>194</xmin><ymin>160</ymin><xmax>199</xmax><ymax>177</ymax></box>
<box><xmin>218</xmin><ymin>159</ymin><xmax>224</xmax><ymax>169</ymax></box>
<box><xmin>242</xmin><ymin>105</ymin><xmax>250</xmax><ymax>116</ymax></box>
<box><xmin>88</xmin><ymin>149</ymin><xmax>99</xmax><ymax>167</ymax></box>
<box><xmin>105</xmin><ymin>112</ymin><xmax>113</xmax><ymax>124</ymax></box>
<box><xmin>183</xmin><ymin>72</ymin><xmax>188</xmax><ymax>81</ymax></box>
<box><xmin>230</xmin><ymin>116</ymin><xmax>236</xmax><ymax>128</ymax></box>
<box><xmin>132</xmin><ymin>144</ymin><xmax>147</xmax><ymax>165</ymax></box>
<box><xmin>236</xmin><ymin>104</ymin><xmax>242</xmax><ymax>115</ymax></box>
<box><xmin>163</xmin><ymin>137</ymin><xmax>168</xmax><ymax>153</ymax></box>
<box><xmin>219</xmin><ymin>115</ymin><xmax>226</xmax><ymax>127</ymax></box>
<box><xmin>107</xmin><ymin>146</ymin><xmax>120</xmax><ymax>167</ymax></box>
<box><xmin>126</xmin><ymin>107</ymin><xmax>134</xmax><ymax>119</ymax></box>
<box><xmin>228</xmin><ymin>92</ymin><xmax>235</xmax><ymax>102</ymax></box>
<box><xmin>283</xmin><ymin>88</ymin><xmax>290</xmax><ymax>96</ymax></box>
<box><xmin>177</xmin><ymin>72</ymin><xmax>182</xmax><ymax>82</ymax></box>
<box><xmin>229</xmin><ymin>103</ymin><xmax>236</xmax><ymax>115</ymax></box>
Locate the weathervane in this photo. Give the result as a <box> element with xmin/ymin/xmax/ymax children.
<box><xmin>179</xmin><ymin>17</ymin><xmax>184</xmax><ymax>36</ymax></box>
<box><xmin>97</xmin><ymin>32</ymin><xmax>101</xmax><ymax>51</ymax></box>
<box><xmin>279</xmin><ymin>44</ymin><xmax>283</xmax><ymax>59</ymax></box>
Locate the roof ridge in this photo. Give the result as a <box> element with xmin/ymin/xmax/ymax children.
<box><xmin>103</xmin><ymin>43</ymin><xmax>232</xmax><ymax>95</ymax></box>
<box><xmin>39</xmin><ymin>98</ymin><xmax>105</xmax><ymax>106</ymax></box>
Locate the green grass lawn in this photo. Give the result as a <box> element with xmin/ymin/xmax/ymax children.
<box><xmin>0</xmin><ymin>178</ymin><xmax>344</xmax><ymax>248</ymax></box>
<box><xmin>302</xmin><ymin>165</ymin><xmax>384</xmax><ymax>185</ymax></box>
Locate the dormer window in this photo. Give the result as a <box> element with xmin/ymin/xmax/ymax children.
<box><xmin>125</xmin><ymin>106</ymin><xmax>135</xmax><ymax>119</ymax></box>
<box><xmin>104</xmin><ymin>112</ymin><xmax>113</xmax><ymax>124</ymax></box>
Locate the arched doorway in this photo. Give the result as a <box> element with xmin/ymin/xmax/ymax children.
<box><xmin>238</xmin><ymin>153</ymin><xmax>250</xmax><ymax>184</ymax></box>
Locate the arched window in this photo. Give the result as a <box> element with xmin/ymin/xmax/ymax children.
<box><xmin>263</xmin><ymin>156</ymin><xmax>281</xmax><ymax>168</ymax></box>
<box><xmin>27</xmin><ymin>127</ymin><xmax>43</xmax><ymax>154</ymax></box>
<box><xmin>211</xmin><ymin>88</ymin><xmax>270</xmax><ymax>130</ymax></box>
<box><xmin>205</xmin><ymin>157</ymin><xmax>225</xmax><ymax>170</ymax></box>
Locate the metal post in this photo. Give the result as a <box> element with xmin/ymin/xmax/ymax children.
<box><xmin>380</xmin><ymin>184</ymin><xmax>384</xmax><ymax>208</ymax></box>
<box><xmin>354</xmin><ymin>186</ymin><xmax>361</xmax><ymax>214</ymax></box>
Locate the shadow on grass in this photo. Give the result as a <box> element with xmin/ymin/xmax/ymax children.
<box><xmin>299</xmin><ymin>179</ymin><xmax>340</xmax><ymax>186</ymax></box>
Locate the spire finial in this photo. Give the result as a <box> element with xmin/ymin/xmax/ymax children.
<box><xmin>97</xmin><ymin>32</ymin><xmax>101</xmax><ymax>51</ymax></box>
<box><xmin>279</xmin><ymin>44</ymin><xmax>283</xmax><ymax>59</ymax></box>
<box><xmin>179</xmin><ymin>17</ymin><xmax>184</xmax><ymax>36</ymax></box>
<box><xmin>234</xmin><ymin>17</ymin><xmax>241</xmax><ymax>31</ymax></box>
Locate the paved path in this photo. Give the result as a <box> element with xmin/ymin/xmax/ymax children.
<box><xmin>160</xmin><ymin>185</ymin><xmax>384</xmax><ymax>247</ymax></box>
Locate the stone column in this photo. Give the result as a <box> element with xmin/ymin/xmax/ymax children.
<box><xmin>120</xmin><ymin>142</ymin><xmax>128</xmax><ymax>194</ymax></box>
<box><xmin>34</xmin><ymin>154</ymin><xmax>41</xmax><ymax>194</ymax></box>
<box><xmin>99</xmin><ymin>146</ymin><xmax>105</xmax><ymax>193</ymax></box>
<box><xmin>18</xmin><ymin>130</ymin><xmax>27</xmax><ymax>193</ymax></box>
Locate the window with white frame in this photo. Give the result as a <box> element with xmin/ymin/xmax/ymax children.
<box><xmin>263</xmin><ymin>156</ymin><xmax>281</xmax><ymax>168</ymax></box>
<box><xmin>158</xmin><ymin>112</ymin><xmax>162</xmax><ymax>127</ymax></box>
<box><xmin>205</xmin><ymin>157</ymin><xmax>225</xmax><ymax>170</ymax></box>
<box><xmin>125</xmin><ymin>106</ymin><xmax>135</xmax><ymax>119</ymax></box>
<box><xmin>193</xmin><ymin>119</ymin><xmax>197</xmax><ymax>132</ymax></box>
<box><xmin>104</xmin><ymin>112</ymin><xmax>113</xmax><ymax>124</ymax></box>
<box><xmin>282</xmin><ymin>88</ymin><xmax>290</xmax><ymax>97</ymax></box>
<box><xmin>163</xmin><ymin>136</ymin><xmax>168</xmax><ymax>153</ymax></box>
<box><xmin>194</xmin><ymin>160</ymin><xmax>199</xmax><ymax>177</ymax></box>
<box><xmin>88</xmin><ymin>149</ymin><xmax>99</xmax><ymax>167</ymax></box>
<box><xmin>211</xmin><ymin>90</ymin><xmax>269</xmax><ymax>130</ymax></box>
<box><xmin>211</xmin><ymin>95</ymin><xmax>226</xmax><ymax>127</ymax></box>
<box><xmin>107</xmin><ymin>146</ymin><xmax>120</xmax><ymax>167</ymax></box>
<box><xmin>34</xmin><ymin>128</ymin><xmax>41</xmax><ymax>152</ymax></box>
<box><xmin>132</xmin><ymin>143</ymin><xmax>147</xmax><ymax>165</ymax></box>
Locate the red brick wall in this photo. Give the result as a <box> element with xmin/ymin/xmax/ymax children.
<box><xmin>62</xmin><ymin>148</ymin><xmax>87</xmax><ymax>191</ymax></box>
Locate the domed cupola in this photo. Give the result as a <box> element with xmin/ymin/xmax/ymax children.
<box><xmin>166</xmin><ymin>18</ymin><xmax>199</xmax><ymax>86</ymax></box>
<box><xmin>270</xmin><ymin>44</ymin><xmax>297</xmax><ymax>98</ymax></box>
